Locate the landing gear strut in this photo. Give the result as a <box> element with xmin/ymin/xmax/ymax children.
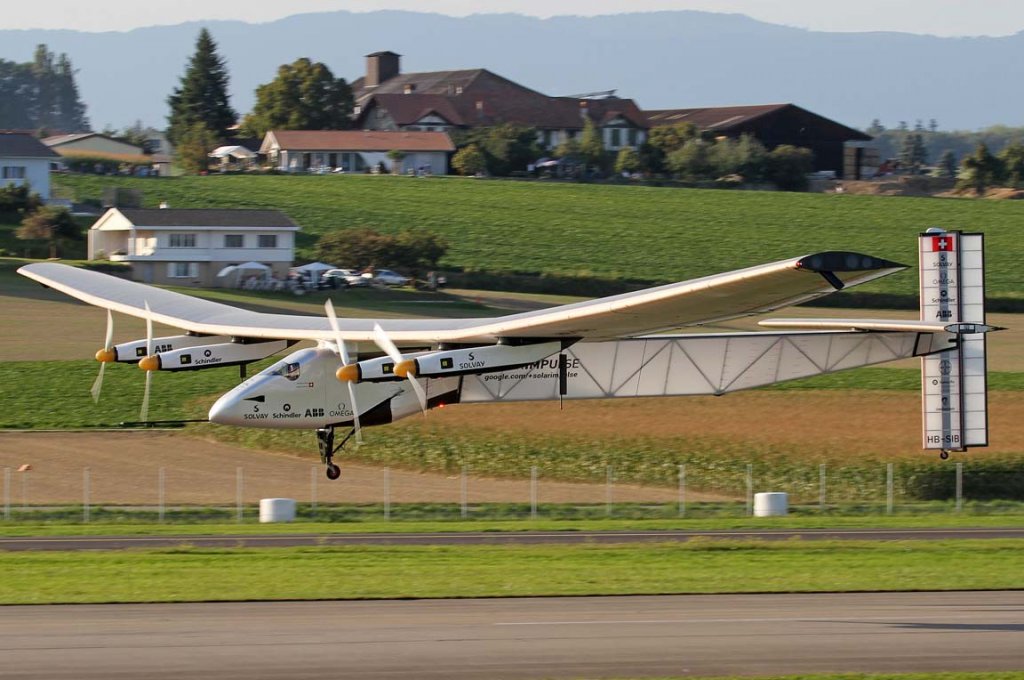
<box><xmin>316</xmin><ymin>426</ymin><xmax>356</xmax><ymax>481</ymax></box>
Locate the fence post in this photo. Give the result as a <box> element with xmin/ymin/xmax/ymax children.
<box><xmin>530</xmin><ymin>466</ymin><xmax>538</xmax><ymax>520</ymax></box>
<box><xmin>384</xmin><ymin>467</ymin><xmax>391</xmax><ymax>521</ymax></box>
<box><xmin>460</xmin><ymin>465</ymin><xmax>468</xmax><ymax>519</ymax></box>
<box><xmin>236</xmin><ymin>466</ymin><xmax>244</xmax><ymax>522</ymax></box>
<box><xmin>955</xmin><ymin>462</ymin><xmax>963</xmax><ymax>513</ymax></box>
<box><xmin>310</xmin><ymin>465</ymin><xmax>318</xmax><ymax>518</ymax></box>
<box><xmin>818</xmin><ymin>463</ymin><xmax>827</xmax><ymax>512</ymax></box>
<box><xmin>3</xmin><ymin>467</ymin><xmax>10</xmax><ymax>521</ymax></box>
<box><xmin>678</xmin><ymin>464</ymin><xmax>686</xmax><ymax>518</ymax></box>
<box><xmin>886</xmin><ymin>463</ymin><xmax>894</xmax><ymax>516</ymax></box>
<box><xmin>745</xmin><ymin>464</ymin><xmax>753</xmax><ymax>516</ymax></box>
<box><xmin>606</xmin><ymin>465</ymin><xmax>614</xmax><ymax>517</ymax></box>
<box><xmin>21</xmin><ymin>469</ymin><xmax>28</xmax><ymax>511</ymax></box>
<box><xmin>158</xmin><ymin>467</ymin><xmax>165</xmax><ymax>523</ymax></box>
<box><xmin>83</xmin><ymin>468</ymin><xmax>90</xmax><ymax>523</ymax></box>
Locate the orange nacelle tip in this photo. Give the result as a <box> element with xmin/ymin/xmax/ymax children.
<box><xmin>95</xmin><ymin>348</ymin><xmax>116</xmax><ymax>363</ymax></box>
<box><xmin>138</xmin><ymin>355</ymin><xmax>160</xmax><ymax>372</ymax></box>
<box><xmin>394</xmin><ymin>360</ymin><xmax>416</xmax><ymax>378</ymax></box>
<box><xmin>336</xmin><ymin>364</ymin><xmax>360</xmax><ymax>382</ymax></box>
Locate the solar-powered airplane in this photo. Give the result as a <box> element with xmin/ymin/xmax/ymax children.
<box><xmin>19</xmin><ymin>230</ymin><xmax>997</xmax><ymax>480</ymax></box>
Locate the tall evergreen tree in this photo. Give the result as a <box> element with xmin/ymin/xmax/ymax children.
<box><xmin>241</xmin><ymin>58</ymin><xmax>353</xmax><ymax>138</ymax></box>
<box><xmin>579</xmin><ymin>118</ymin><xmax>606</xmax><ymax>171</ymax></box>
<box><xmin>167</xmin><ymin>29</ymin><xmax>236</xmax><ymax>145</ymax></box>
<box><xmin>0</xmin><ymin>46</ymin><xmax>88</xmax><ymax>131</ymax></box>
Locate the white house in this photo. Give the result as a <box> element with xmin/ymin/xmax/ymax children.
<box><xmin>260</xmin><ymin>130</ymin><xmax>455</xmax><ymax>175</ymax></box>
<box><xmin>0</xmin><ymin>133</ymin><xmax>60</xmax><ymax>199</ymax></box>
<box><xmin>88</xmin><ymin>208</ymin><xmax>300</xmax><ymax>287</ymax></box>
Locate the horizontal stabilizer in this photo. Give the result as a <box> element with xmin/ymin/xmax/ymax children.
<box><xmin>758</xmin><ymin>318</ymin><xmax>999</xmax><ymax>334</ymax></box>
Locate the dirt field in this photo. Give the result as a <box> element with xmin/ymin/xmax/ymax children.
<box><xmin>401</xmin><ymin>390</ymin><xmax>1024</xmax><ymax>459</ymax></box>
<box><xmin>0</xmin><ymin>432</ymin><xmax>709</xmax><ymax>505</ymax></box>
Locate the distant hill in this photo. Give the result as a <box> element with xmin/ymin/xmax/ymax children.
<box><xmin>1</xmin><ymin>10</ymin><xmax>1022</xmax><ymax>131</ymax></box>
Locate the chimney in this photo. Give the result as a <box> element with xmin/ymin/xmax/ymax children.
<box><xmin>404</xmin><ymin>83</ymin><xmax>416</xmax><ymax>95</ymax></box>
<box><xmin>579</xmin><ymin>100</ymin><xmax>589</xmax><ymax>119</ymax></box>
<box><xmin>365</xmin><ymin>51</ymin><xmax>401</xmax><ymax>88</ymax></box>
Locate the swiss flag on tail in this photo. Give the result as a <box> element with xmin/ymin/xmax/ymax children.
<box><xmin>932</xmin><ymin>235</ymin><xmax>955</xmax><ymax>252</ymax></box>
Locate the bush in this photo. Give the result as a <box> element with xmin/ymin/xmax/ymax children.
<box><xmin>0</xmin><ymin>184</ymin><xmax>42</xmax><ymax>217</ymax></box>
<box><xmin>898</xmin><ymin>458</ymin><xmax>1024</xmax><ymax>501</ymax></box>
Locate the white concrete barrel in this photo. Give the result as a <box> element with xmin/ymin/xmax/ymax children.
<box><xmin>259</xmin><ymin>498</ymin><xmax>297</xmax><ymax>523</ymax></box>
<box><xmin>753</xmin><ymin>492</ymin><xmax>788</xmax><ymax>517</ymax></box>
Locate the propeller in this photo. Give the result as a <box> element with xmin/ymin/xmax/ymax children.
<box><xmin>90</xmin><ymin>309</ymin><xmax>115</xmax><ymax>403</ymax></box>
<box><xmin>372</xmin><ymin>323</ymin><xmax>428</xmax><ymax>415</ymax></box>
<box><xmin>138</xmin><ymin>301</ymin><xmax>157</xmax><ymax>422</ymax></box>
<box><xmin>325</xmin><ymin>300</ymin><xmax>362</xmax><ymax>444</ymax></box>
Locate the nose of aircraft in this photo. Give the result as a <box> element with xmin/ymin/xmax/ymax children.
<box><xmin>208</xmin><ymin>378</ymin><xmax>265</xmax><ymax>426</ymax></box>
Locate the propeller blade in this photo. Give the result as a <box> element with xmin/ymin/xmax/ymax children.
<box><xmin>140</xmin><ymin>301</ymin><xmax>154</xmax><ymax>422</ymax></box>
<box><xmin>407</xmin><ymin>374</ymin><xmax>428</xmax><ymax>414</ymax></box>
<box><xmin>347</xmin><ymin>382</ymin><xmax>363</xmax><ymax>444</ymax></box>
<box><xmin>144</xmin><ymin>301</ymin><xmax>153</xmax><ymax>356</ymax></box>
<box><xmin>91</xmin><ymin>309</ymin><xmax>115</xmax><ymax>403</ymax></box>
<box><xmin>326</xmin><ymin>300</ymin><xmax>362</xmax><ymax>443</ymax></box>
<box><xmin>103</xmin><ymin>308</ymin><xmax>114</xmax><ymax>350</ymax></box>
<box><xmin>90</xmin><ymin>362</ymin><xmax>107</xmax><ymax>404</ymax></box>
<box><xmin>372</xmin><ymin>323</ymin><xmax>427</xmax><ymax>416</ymax></box>
<box><xmin>140</xmin><ymin>369</ymin><xmax>152</xmax><ymax>422</ymax></box>
<box><xmin>372</xmin><ymin>323</ymin><xmax>403</xmax><ymax>364</ymax></box>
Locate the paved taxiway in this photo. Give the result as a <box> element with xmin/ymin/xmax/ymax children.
<box><xmin>2</xmin><ymin>526</ymin><xmax>1023</xmax><ymax>551</ymax></box>
<box><xmin>1</xmin><ymin>591</ymin><xmax>1021</xmax><ymax>679</ymax></box>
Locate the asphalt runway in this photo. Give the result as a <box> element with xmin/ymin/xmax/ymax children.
<box><xmin>2</xmin><ymin>526</ymin><xmax>1024</xmax><ymax>551</ymax></box>
<box><xmin>2</xmin><ymin>591</ymin><xmax>1022</xmax><ymax>679</ymax></box>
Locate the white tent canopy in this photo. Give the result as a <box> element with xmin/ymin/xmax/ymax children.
<box><xmin>293</xmin><ymin>261</ymin><xmax>336</xmax><ymax>273</ymax></box>
<box><xmin>217</xmin><ymin>261</ymin><xmax>271</xmax><ymax>278</ymax></box>
<box><xmin>209</xmin><ymin>145</ymin><xmax>257</xmax><ymax>159</ymax></box>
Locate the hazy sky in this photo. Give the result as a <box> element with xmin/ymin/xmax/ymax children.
<box><xmin>3</xmin><ymin>0</ymin><xmax>1024</xmax><ymax>37</ymax></box>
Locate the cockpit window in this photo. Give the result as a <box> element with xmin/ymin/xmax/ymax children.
<box><xmin>269</xmin><ymin>361</ymin><xmax>301</xmax><ymax>382</ymax></box>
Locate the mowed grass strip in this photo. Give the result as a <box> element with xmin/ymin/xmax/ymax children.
<box><xmin>2</xmin><ymin>539</ymin><xmax>1022</xmax><ymax>604</ymax></box>
<box><xmin>53</xmin><ymin>174</ymin><xmax>1024</xmax><ymax>300</ymax></box>
<box><xmin>4</xmin><ymin>513</ymin><xmax>1024</xmax><ymax>536</ymax></box>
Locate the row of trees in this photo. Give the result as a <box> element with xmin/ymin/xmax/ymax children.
<box><xmin>316</xmin><ymin>228</ymin><xmax>447</xmax><ymax>278</ymax></box>
<box><xmin>957</xmin><ymin>142</ymin><xmax>1024</xmax><ymax>193</ymax></box>
<box><xmin>0</xmin><ymin>45</ymin><xmax>89</xmax><ymax>131</ymax></box>
<box><xmin>165</xmin><ymin>29</ymin><xmax>355</xmax><ymax>173</ymax></box>
<box><xmin>450</xmin><ymin>120</ymin><xmax>815</xmax><ymax>190</ymax></box>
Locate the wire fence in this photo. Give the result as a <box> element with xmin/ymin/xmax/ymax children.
<box><xmin>1</xmin><ymin>461</ymin><xmax>1017</xmax><ymax>524</ymax></box>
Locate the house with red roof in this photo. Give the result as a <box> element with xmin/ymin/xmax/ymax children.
<box><xmin>259</xmin><ymin>129</ymin><xmax>455</xmax><ymax>174</ymax></box>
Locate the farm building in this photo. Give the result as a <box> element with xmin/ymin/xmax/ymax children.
<box><xmin>260</xmin><ymin>129</ymin><xmax>455</xmax><ymax>174</ymax></box>
<box><xmin>88</xmin><ymin>208</ymin><xmax>300</xmax><ymax>287</ymax></box>
<box><xmin>352</xmin><ymin>51</ymin><xmax>649</xmax><ymax>153</ymax></box>
<box><xmin>644</xmin><ymin>104</ymin><xmax>873</xmax><ymax>178</ymax></box>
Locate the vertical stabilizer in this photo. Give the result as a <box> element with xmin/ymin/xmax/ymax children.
<box><xmin>919</xmin><ymin>230</ymin><xmax>989</xmax><ymax>453</ymax></box>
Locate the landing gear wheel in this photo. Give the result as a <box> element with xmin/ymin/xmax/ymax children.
<box><xmin>325</xmin><ymin>463</ymin><xmax>341</xmax><ymax>480</ymax></box>
<box><xmin>940</xmin><ymin>450</ymin><xmax>950</xmax><ymax>460</ymax></box>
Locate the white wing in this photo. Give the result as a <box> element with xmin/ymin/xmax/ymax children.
<box><xmin>17</xmin><ymin>251</ymin><xmax>904</xmax><ymax>344</ymax></box>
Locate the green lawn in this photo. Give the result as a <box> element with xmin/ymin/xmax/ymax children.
<box><xmin>1</xmin><ymin>539</ymin><xmax>1021</xmax><ymax>604</ymax></box>
<box><xmin>4</xmin><ymin>513</ymin><xmax>1024</xmax><ymax>536</ymax></box>
<box><xmin>53</xmin><ymin>174</ymin><xmax>1024</xmax><ymax>301</ymax></box>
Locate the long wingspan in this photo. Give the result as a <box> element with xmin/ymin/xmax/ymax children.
<box><xmin>17</xmin><ymin>251</ymin><xmax>904</xmax><ymax>344</ymax></box>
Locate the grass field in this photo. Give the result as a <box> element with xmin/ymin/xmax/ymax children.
<box><xmin>0</xmin><ymin>539</ymin><xmax>1020</xmax><ymax>604</ymax></box>
<box><xmin>52</xmin><ymin>174</ymin><xmax>1024</xmax><ymax>301</ymax></box>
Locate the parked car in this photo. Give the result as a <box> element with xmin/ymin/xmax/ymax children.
<box><xmin>322</xmin><ymin>268</ymin><xmax>369</xmax><ymax>288</ymax></box>
<box><xmin>368</xmin><ymin>269</ymin><xmax>410</xmax><ymax>287</ymax></box>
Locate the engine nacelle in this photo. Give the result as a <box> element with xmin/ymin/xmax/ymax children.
<box><xmin>341</xmin><ymin>341</ymin><xmax>563</xmax><ymax>382</ymax></box>
<box><xmin>114</xmin><ymin>334</ymin><xmax>231</xmax><ymax>362</ymax></box>
<box><xmin>153</xmin><ymin>339</ymin><xmax>292</xmax><ymax>371</ymax></box>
